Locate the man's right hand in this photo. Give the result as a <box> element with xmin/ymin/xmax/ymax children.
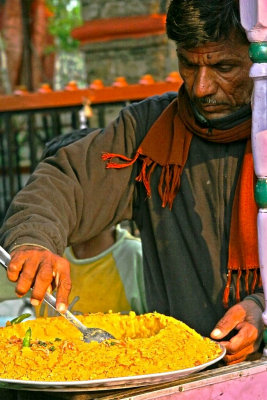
<box><xmin>8</xmin><ymin>245</ymin><xmax>71</xmax><ymax>313</ymax></box>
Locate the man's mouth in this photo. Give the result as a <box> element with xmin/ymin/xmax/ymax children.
<box><xmin>201</xmin><ymin>104</ymin><xmax>228</xmax><ymax>110</ymax></box>
<box><xmin>195</xmin><ymin>99</ymin><xmax>230</xmax><ymax>112</ymax></box>
<box><xmin>194</xmin><ymin>100</ymin><xmax>232</xmax><ymax>118</ymax></box>
<box><xmin>199</xmin><ymin>98</ymin><xmax>218</xmax><ymax>105</ymax></box>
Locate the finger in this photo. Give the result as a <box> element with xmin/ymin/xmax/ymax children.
<box><xmin>224</xmin><ymin>343</ymin><xmax>255</xmax><ymax>364</ymax></box>
<box><xmin>15</xmin><ymin>257</ymin><xmax>40</xmax><ymax>296</ymax></box>
<box><xmin>54</xmin><ymin>258</ymin><xmax>71</xmax><ymax>313</ymax></box>
<box><xmin>210</xmin><ymin>304</ymin><xmax>246</xmax><ymax>339</ymax></box>
<box><xmin>220</xmin><ymin>322</ymin><xmax>258</xmax><ymax>354</ymax></box>
<box><xmin>31</xmin><ymin>257</ymin><xmax>54</xmax><ymax>305</ymax></box>
<box><xmin>224</xmin><ymin>322</ymin><xmax>258</xmax><ymax>354</ymax></box>
<box><xmin>224</xmin><ymin>355</ymin><xmax>248</xmax><ymax>365</ymax></box>
<box><xmin>7</xmin><ymin>252</ymin><xmax>27</xmax><ymax>282</ymax></box>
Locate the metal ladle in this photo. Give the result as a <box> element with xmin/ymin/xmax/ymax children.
<box><xmin>0</xmin><ymin>245</ymin><xmax>114</xmax><ymax>343</ymax></box>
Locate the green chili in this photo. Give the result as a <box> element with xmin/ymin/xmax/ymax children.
<box><xmin>10</xmin><ymin>313</ymin><xmax>31</xmax><ymax>325</ymax></box>
<box><xmin>22</xmin><ymin>328</ymin><xmax>32</xmax><ymax>348</ymax></box>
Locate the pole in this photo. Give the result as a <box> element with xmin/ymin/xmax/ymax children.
<box><xmin>20</xmin><ymin>0</ymin><xmax>33</xmax><ymax>91</ymax></box>
<box><xmin>239</xmin><ymin>0</ymin><xmax>267</xmax><ymax>355</ymax></box>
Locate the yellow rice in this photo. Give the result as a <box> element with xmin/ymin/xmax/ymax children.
<box><xmin>0</xmin><ymin>312</ymin><xmax>222</xmax><ymax>381</ymax></box>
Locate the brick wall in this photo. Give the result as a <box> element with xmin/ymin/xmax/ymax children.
<box><xmin>81</xmin><ymin>0</ymin><xmax>167</xmax><ymax>19</ymax></box>
<box><xmin>77</xmin><ymin>0</ymin><xmax>177</xmax><ymax>86</ymax></box>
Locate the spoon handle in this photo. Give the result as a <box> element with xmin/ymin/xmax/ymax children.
<box><xmin>0</xmin><ymin>245</ymin><xmax>87</xmax><ymax>335</ymax></box>
<box><xmin>44</xmin><ymin>292</ymin><xmax>87</xmax><ymax>333</ymax></box>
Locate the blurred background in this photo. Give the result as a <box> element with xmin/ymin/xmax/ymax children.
<box><xmin>0</xmin><ymin>0</ymin><xmax>178</xmax><ymax>93</ymax></box>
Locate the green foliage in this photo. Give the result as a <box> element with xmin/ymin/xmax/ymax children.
<box><xmin>45</xmin><ymin>0</ymin><xmax>82</xmax><ymax>52</ymax></box>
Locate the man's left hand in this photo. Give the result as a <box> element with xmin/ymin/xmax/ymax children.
<box><xmin>210</xmin><ymin>299</ymin><xmax>264</xmax><ymax>364</ymax></box>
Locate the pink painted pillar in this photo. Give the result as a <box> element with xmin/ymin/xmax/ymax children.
<box><xmin>239</xmin><ymin>0</ymin><xmax>267</xmax><ymax>353</ymax></box>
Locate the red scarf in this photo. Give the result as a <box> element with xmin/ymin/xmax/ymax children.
<box><xmin>102</xmin><ymin>88</ymin><xmax>260</xmax><ymax>307</ymax></box>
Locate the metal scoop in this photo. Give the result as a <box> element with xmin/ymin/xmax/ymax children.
<box><xmin>0</xmin><ymin>245</ymin><xmax>114</xmax><ymax>343</ymax></box>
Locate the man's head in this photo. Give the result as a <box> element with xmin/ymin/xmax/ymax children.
<box><xmin>166</xmin><ymin>0</ymin><xmax>247</xmax><ymax>49</ymax></box>
<box><xmin>166</xmin><ymin>0</ymin><xmax>253</xmax><ymax>120</ymax></box>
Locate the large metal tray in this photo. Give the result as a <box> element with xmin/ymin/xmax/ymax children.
<box><xmin>0</xmin><ymin>344</ymin><xmax>225</xmax><ymax>392</ymax></box>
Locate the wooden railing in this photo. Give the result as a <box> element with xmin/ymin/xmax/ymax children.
<box><xmin>0</xmin><ymin>72</ymin><xmax>182</xmax><ymax>222</ymax></box>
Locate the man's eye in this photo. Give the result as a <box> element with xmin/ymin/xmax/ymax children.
<box><xmin>179</xmin><ymin>58</ymin><xmax>195</xmax><ymax>68</ymax></box>
<box><xmin>215</xmin><ymin>65</ymin><xmax>234</xmax><ymax>72</ymax></box>
<box><xmin>183</xmin><ymin>64</ymin><xmax>195</xmax><ymax>69</ymax></box>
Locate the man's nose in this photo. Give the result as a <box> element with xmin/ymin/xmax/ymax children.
<box><xmin>193</xmin><ymin>67</ymin><xmax>217</xmax><ymax>98</ymax></box>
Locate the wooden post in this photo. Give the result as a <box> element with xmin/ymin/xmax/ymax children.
<box><xmin>239</xmin><ymin>0</ymin><xmax>267</xmax><ymax>354</ymax></box>
<box><xmin>20</xmin><ymin>0</ymin><xmax>33</xmax><ymax>91</ymax></box>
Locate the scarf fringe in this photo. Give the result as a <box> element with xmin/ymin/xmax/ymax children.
<box><xmin>135</xmin><ymin>158</ymin><xmax>154</xmax><ymax>198</ymax></box>
<box><xmin>101</xmin><ymin>151</ymin><xmax>140</xmax><ymax>168</ymax></box>
<box><xmin>136</xmin><ymin>159</ymin><xmax>181</xmax><ymax>208</ymax></box>
<box><xmin>102</xmin><ymin>152</ymin><xmax>182</xmax><ymax>209</ymax></box>
<box><xmin>158</xmin><ymin>164</ymin><xmax>181</xmax><ymax>209</ymax></box>
<box><xmin>223</xmin><ymin>267</ymin><xmax>262</xmax><ymax>308</ymax></box>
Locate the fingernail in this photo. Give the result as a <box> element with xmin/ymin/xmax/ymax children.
<box><xmin>30</xmin><ymin>299</ymin><xmax>40</xmax><ymax>306</ymax></box>
<box><xmin>55</xmin><ymin>272</ymin><xmax>60</xmax><ymax>287</ymax></box>
<box><xmin>57</xmin><ymin>303</ymin><xmax>66</xmax><ymax>313</ymax></box>
<box><xmin>47</xmin><ymin>286</ymin><xmax>52</xmax><ymax>294</ymax></box>
<box><xmin>212</xmin><ymin>328</ymin><xmax>222</xmax><ymax>337</ymax></box>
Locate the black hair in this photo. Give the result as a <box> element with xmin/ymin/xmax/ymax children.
<box><xmin>166</xmin><ymin>0</ymin><xmax>248</xmax><ymax>48</ymax></box>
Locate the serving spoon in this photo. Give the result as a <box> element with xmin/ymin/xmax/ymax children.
<box><xmin>0</xmin><ymin>245</ymin><xmax>114</xmax><ymax>343</ymax></box>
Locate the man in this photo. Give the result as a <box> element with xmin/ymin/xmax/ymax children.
<box><xmin>0</xmin><ymin>0</ymin><xmax>264</xmax><ymax>365</ymax></box>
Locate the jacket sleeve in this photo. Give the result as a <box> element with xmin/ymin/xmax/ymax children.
<box><xmin>0</xmin><ymin>108</ymin><xmax>138</xmax><ymax>255</ymax></box>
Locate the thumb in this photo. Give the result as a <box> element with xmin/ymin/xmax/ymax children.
<box><xmin>210</xmin><ymin>326</ymin><xmax>226</xmax><ymax>340</ymax></box>
<box><xmin>210</xmin><ymin>304</ymin><xmax>246</xmax><ymax>340</ymax></box>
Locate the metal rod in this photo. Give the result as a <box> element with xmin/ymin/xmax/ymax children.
<box><xmin>240</xmin><ymin>0</ymin><xmax>267</xmax><ymax>354</ymax></box>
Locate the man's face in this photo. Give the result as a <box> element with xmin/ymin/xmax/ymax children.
<box><xmin>177</xmin><ymin>36</ymin><xmax>253</xmax><ymax>119</ymax></box>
